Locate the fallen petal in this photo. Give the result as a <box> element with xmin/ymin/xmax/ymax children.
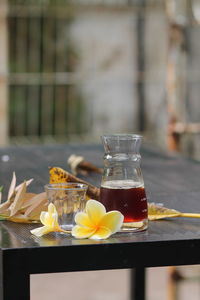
<box><xmin>71</xmin><ymin>225</ymin><xmax>96</xmax><ymax>239</ymax></box>
<box><xmin>51</xmin><ymin>212</ymin><xmax>59</xmax><ymax>228</ymax></box>
<box><xmin>75</xmin><ymin>212</ymin><xmax>94</xmax><ymax>228</ymax></box>
<box><xmin>86</xmin><ymin>200</ymin><xmax>106</xmax><ymax>225</ymax></box>
<box><xmin>48</xmin><ymin>203</ymin><xmax>57</xmax><ymax>215</ymax></box>
<box><xmin>90</xmin><ymin>226</ymin><xmax>112</xmax><ymax>240</ymax></box>
<box><xmin>40</xmin><ymin>211</ymin><xmax>51</xmax><ymax>226</ymax></box>
<box><xmin>100</xmin><ymin>211</ymin><xmax>124</xmax><ymax>234</ymax></box>
<box><xmin>30</xmin><ymin>226</ymin><xmax>52</xmax><ymax>237</ymax></box>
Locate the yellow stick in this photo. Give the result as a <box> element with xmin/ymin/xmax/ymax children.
<box><xmin>179</xmin><ymin>213</ymin><xmax>200</xmax><ymax>218</ymax></box>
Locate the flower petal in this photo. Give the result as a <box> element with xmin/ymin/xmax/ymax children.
<box><xmin>75</xmin><ymin>212</ymin><xmax>94</xmax><ymax>228</ymax></box>
<box><xmin>30</xmin><ymin>226</ymin><xmax>52</xmax><ymax>237</ymax></box>
<box><xmin>48</xmin><ymin>203</ymin><xmax>57</xmax><ymax>216</ymax></box>
<box><xmin>86</xmin><ymin>200</ymin><xmax>106</xmax><ymax>225</ymax></box>
<box><xmin>40</xmin><ymin>208</ymin><xmax>59</xmax><ymax>228</ymax></box>
<box><xmin>90</xmin><ymin>226</ymin><xmax>112</xmax><ymax>240</ymax></box>
<box><xmin>100</xmin><ymin>211</ymin><xmax>124</xmax><ymax>234</ymax></box>
<box><xmin>71</xmin><ymin>225</ymin><xmax>96</xmax><ymax>239</ymax></box>
<box><xmin>40</xmin><ymin>211</ymin><xmax>50</xmax><ymax>226</ymax></box>
<box><xmin>51</xmin><ymin>212</ymin><xmax>59</xmax><ymax>227</ymax></box>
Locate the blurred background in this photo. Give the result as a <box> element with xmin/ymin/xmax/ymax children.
<box><xmin>0</xmin><ymin>0</ymin><xmax>200</xmax><ymax>159</ymax></box>
<box><xmin>1</xmin><ymin>0</ymin><xmax>200</xmax><ymax>299</ymax></box>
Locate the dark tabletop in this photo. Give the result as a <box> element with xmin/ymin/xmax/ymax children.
<box><xmin>0</xmin><ymin>143</ymin><xmax>200</xmax><ymax>272</ymax></box>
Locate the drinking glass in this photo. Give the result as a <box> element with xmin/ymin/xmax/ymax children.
<box><xmin>45</xmin><ymin>183</ymin><xmax>88</xmax><ymax>231</ymax></box>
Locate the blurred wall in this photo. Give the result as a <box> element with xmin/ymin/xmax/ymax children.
<box><xmin>70</xmin><ymin>10</ymin><xmax>138</xmax><ymax>136</ymax></box>
<box><xmin>69</xmin><ymin>5</ymin><xmax>168</xmax><ymax>143</ymax></box>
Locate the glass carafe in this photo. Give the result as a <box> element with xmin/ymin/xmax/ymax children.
<box><xmin>100</xmin><ymin>134</ymin><xmax>148</xmax><ymax>232</ymax></box>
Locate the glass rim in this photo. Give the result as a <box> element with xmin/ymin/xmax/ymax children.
<box><xmin>101</xmin><ymin>134</ymin><xmax>142</xmax><ymax>140</ymax></box>
<box><xmin>44</xmin><ymin>183</ymin><xmax>88</xmax><ymax>191</ymax></box>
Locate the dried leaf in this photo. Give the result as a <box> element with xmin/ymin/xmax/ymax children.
<box><xmin>49</xmin><ymin>166</ymin><xmax>99</xmax><ymax>200</ymax></box>
<box><xmin>15</xmin><ymin>178</ymin><xmax>33</xmax><ymax>193</ymax></box>
<box><xmin>0</xmin><ymin>175</ymin><xmax>48</xmax><ymax>223</ymax></box>
<box><xmin>147</xmin><ymin>203</ymin><xmax>200</xmax><ymax>220</ymax></box>
<box><xmin>7</xmin><ymin>172</ymin><xmax>16</xmax><ymax>201</ymax></box>
<box><xmin>49</xmin><ymin>167</ymin><xmax>69</xmax><ymax>184</ymax></box>
<box><xmin>0</xmin><ymin>176</ymin><xmax>18</xmax><ymax>214</ymax></box>
<box><xmin>148</xmin><ymin>203</ymin><xmax>181</xmax><ymax>220</ymax></box>
<box><xmin>20</xmin><ymin>193</ymin><xmax>37</xmax><ymax>211</ymax></box>
<box><xmin>0</xmin><ymin>201</ymin><xmax>11</xmax><ymax>215</ymax></box>
<box><xmin>24</xmin><ymin>192</ymin><xmax>48</xmax><ymax>218</ymax></box>
<box><xmin>0</xmin><ymin>189</ymin><xmax>15</xmax><ymax>214</ymax></box>
<box><xmin>8</xmin><ymin>214</ymin><xmax>34</xmax><ymax>223</ymax></box>
<box><xmin>9</xmin><ymin>182</ymin><xmax>27</xmax><ymax>217</ymax></box>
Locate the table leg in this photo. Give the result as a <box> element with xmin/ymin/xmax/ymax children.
<box><xmin>0</xmin><ymin>266</ymin><xmax>30</xmax><ymax>300</ymax></box>
<box><xmin>130</xmin><ymin>267</ymin><xmax>146</xmax><ymax>300</ymax></box>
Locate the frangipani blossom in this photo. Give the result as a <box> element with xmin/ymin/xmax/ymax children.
<box><xmin>31</xmin><ymin>203</ymin><xmax>64</xmax><ymax>237</ymax></box>
<box><xmin>72</xmin><ymin>200</ymin><xmax>124</xmax><ymax>240</ymax></box>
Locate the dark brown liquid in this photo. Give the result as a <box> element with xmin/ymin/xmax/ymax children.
<box><xmin>100</xmin><ymin>183</ymin><xmax>147</xmax><ymax>222</ymax></box>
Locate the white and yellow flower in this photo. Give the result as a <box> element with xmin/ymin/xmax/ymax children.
<box><xmin>31</xmin><ymin>203</ymin><xmax>64</xmax><ymax>237</ymax></box>
<box><xmin>31</xmin><ymin>200</ymin><xmax>123</xmax><ymax>239</ymax></box>
<box><xmin>72</xmin><ymin>199</ymin><xmax>124</xmax><ymax>240</ymax></box>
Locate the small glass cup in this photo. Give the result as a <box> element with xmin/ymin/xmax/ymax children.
<box><xmin>45</xmin><ymin>183</ymin><xmax>88</xmax><ymax>231</ymax></box>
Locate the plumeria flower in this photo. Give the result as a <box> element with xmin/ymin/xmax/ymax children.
<box><xmin>31</xmin><ymin>203</ymin><xmax>65</xmax><ymax>237</ymax></box>
<box><xmin>72</xmin><ymin>199</ymin><xmax>124</xmax><ymax>240</ymax></box>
